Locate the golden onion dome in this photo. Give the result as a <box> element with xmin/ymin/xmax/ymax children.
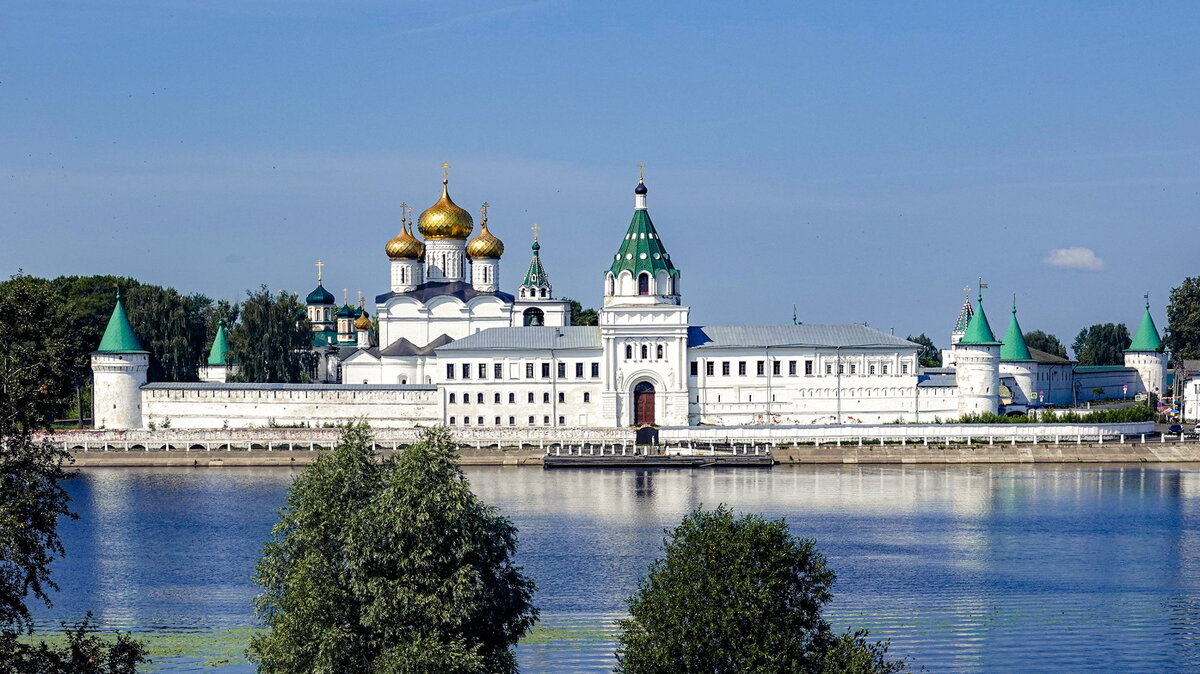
<box><xmin>418</xmin><ymin>180</ymin><xmax>474</xmax><ymax>240</ymax></box>
<box><xmin>466</xmin><ymin>215</ymin><xmax>504</xmax><ymax>259</ymax></box>
<box><xmin>385</xmin><ymin>221</ymin><xmax>426</xmax><ymax>260</ymax></box>
<box><xmin>354</xmin><ymin>310</ymin><xmax>372</xmax><ymax>331</ymax></box>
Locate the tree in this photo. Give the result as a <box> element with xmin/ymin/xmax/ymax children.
<box><xmin>1167</xmin><ymin>276</ymin><xmax>1200</xmax><ymax>362</ymax></box>
<box><xmin>905</xmin><ymin>334</ymin><xmax>940</xmax><ymax>368</ymax></box>
<box><xmin>1024</xmin><ymin>330</ymin><xmax>1067</xmax><ymax>359</ymax></box>
<box><xmin>124</xmin><ymin>285</ymin><xmax>211</xmax><ymax>382</ymax></box>
<box><xmin>1072</xmin><ymin>323</ymin><xmax>1131</xmax><ymax>365</ymax></box>
<box><xmin>229</xmin><ymin>286</ymin><xmax>315</xmax><ymax>383</ymax></box>
<box><xmin>616</xmin><ymin>506</ymin><xmax>905</xmax><ymax>673</ymax></box>
<box><xmin>0</xmin><ymin>274</ymin><xmax>83</xmax><ymax>429</ymax></box>
<box><xmin>250</xmin><ymin>425</ymin><xmax>537</xmax><ymax>673</ymax></box>
<box><xmin>563</xmin><ymin>297</ymin><xmax>598</xmax><ymax>326</ymax></box>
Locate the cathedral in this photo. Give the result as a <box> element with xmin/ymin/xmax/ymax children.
<box><xmin>90</xmin><ymin>168</ymin><xmax>1167</xmax><ymax>431</ymax></box>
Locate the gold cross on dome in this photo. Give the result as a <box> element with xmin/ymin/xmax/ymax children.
<box><xmin>530</xmin><ymin>223</ymin><xmax>541</xmax><ymax>241</ymax></box>
<box><xmin>963</xmin><ymin>285</ymin><xmax>971</xmax><ymax>295</ymax></box>
<box><xmin>637</xmin><ymin>162</ymin><xmax>645</xmax><ymax>181</ymax></box>
<box><xmin>399</xmin><ymin>202</ymin><xmax>408</xmax><ymax>225</ymax></box>
<box><xmin>315</xmin><ymin>260</ymin><xmax>325</xmax><ymax>283</ymax></box>
<box><xmin>480</xmin><ymin>202</ymin><xmax>490</xmax><ymax>220</ymax></box>
<box><xmin>358</xmin><ymin>291</ymin><xmax>364</xmax><ymax>306</ymax></box>
<box><xmin>441</xmin><ymin>162</ymin><xmax>450</xmax><ymax>181</ymax></box>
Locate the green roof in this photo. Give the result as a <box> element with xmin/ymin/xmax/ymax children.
<box><xmin>952</xmin><ymin>297</ymin><xmax>974</xmax><ymax>334</ymax></box>
<box><xmin>336</xmin><ymin>303</ymin><xmax>355</xmax><ymax>317</ymax></box>
<box><xmin>958</xmin><ymin>296</ymin><xmax>1001</xmax><ymax>345</ymax></box>
<box><xmin>522</xmin><ymin>241</ymin><xmax>550</xmax><ymax>287</ymax></box>
<box><xmin>1000</xmin><ymin>306</ymin><xmax>1033</xmax><ymax>361</ymax></box>
<box><xmin>96</xmin><ymin>291</ymin><xmax>148</xmax><ymax>353</ymax></box>
<box><xmin>607</xmin><ymin>203</ymin><xmax>679</xmax><ymax>279</ymax></box>
<box><xmin>1126</xmin><ymin>305</ymin><xmax>1163</xmax><ymax>352</ymax></box>
<box><xmin>306</xmin><ymin>282</ymin><xmax>335</xmax><ymax>305</ymax></box>
<box><xmin>206</xmin><ymin>320</ymin><xmax>233</xmax><ymax>366</ymax></box>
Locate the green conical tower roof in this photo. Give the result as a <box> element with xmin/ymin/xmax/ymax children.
<box><xmin>96</xmin><ymin>290</ymin><xmax>148</xmax><ymax>353</ymax></box>
<box><xmin>1000</xmin><ymin>301</ymin><xmax>1033</xmax><ymax>361</ymax></box>
<box><xmin>206</xmin><ymin>319</ymin><xmax>233</xmax><ymax>366</ymax></box>
<box><xmin>522</xmin><ymin>240</ymin><xmax>550</xmax><ymax>287</ymax></box>
<box><xmin>1126</xmin><ymin>302</ymin><xmax>1163</xmax><ymax>352</ymax></box>
<box><xmin>959</xmin><ymin>295</ymin><xmax>1001</xmax><ymax>345</ymax></box>
<box><xmin>607</xmin><ymin>180</ymin><xmax>679</xmax><ymax>279</ymax></box>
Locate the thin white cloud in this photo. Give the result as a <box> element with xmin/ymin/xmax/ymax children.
<box><xmin>1043</xmin><ymin>247</ymin><xmax>1104</xmax><ymax>271</ymax></box>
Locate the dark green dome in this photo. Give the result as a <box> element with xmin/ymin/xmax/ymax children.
<box><xmin>306</xmin><ymin>283</ymin><xmax>335</xmax><ymax>305</ymax></box>
<box><xmin>336</xmin><ymin>303</ymin><xmax>355</xmax><ymax>317</ymax></box>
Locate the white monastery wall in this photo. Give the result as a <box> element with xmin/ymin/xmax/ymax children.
<box><xmin>142</xmin><ymin>385</ymin><xmax>439</xmax><ymax>429</ymax></box>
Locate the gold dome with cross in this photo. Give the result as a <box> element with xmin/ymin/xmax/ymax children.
<box><xmin>417</xmin><ymin>163</ymin><xmax>474</xmax><ymax>240</ymax></box>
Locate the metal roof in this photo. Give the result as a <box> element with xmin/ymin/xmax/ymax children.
<box><xmin>918</xmin><ymin>374</ymin><xmax>957</xmax><ymax>387</ymax></box>
<box><xmin>376</xmin><ymin>281</ymin><xmax>514</xmax><ymax>305</ymax></box>
<box><xmin>437</xmin><ymin>326</ymin><xmax>602</xmax><ymax>352</ymax></box>
<box><xmin>687</xmin><ymin>325</ymin><xmax>919</xmax><ymax>350</ymax></box>
<box><xmin>142</xmin><ymin>382</ymin><xmax>436</xmax><ymax>391</ymax></box>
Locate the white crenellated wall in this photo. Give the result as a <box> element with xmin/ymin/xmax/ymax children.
<box><xmin>92</xmin><ymin>352</ymin><xmax>148</xmax><ymax>430</ymax></box>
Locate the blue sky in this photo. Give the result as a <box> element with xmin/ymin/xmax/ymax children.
<box><xmin>3</xmin><ymin>1</ymin><xmax>1197</xmax><ymax>352</ymax></box>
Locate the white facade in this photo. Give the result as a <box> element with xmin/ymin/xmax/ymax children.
<box><xmin>92</xmin><ymin>352</ymin><xmax>148</xmax><ymax>429</ymax></box>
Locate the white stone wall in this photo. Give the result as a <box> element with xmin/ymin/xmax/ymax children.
<box><xmin>92</xmin><ymin>353</ymin><xmax>148</xmax><ymax>430</ymax></box>
<box><xmin>1000</xmin><ymin>361</ymin><xmax>1036</xmax><ymax>405</ymax></box>
<box><xmin>1124</xmin><ymin>351</ymin><xmax>1166</xmax><ymax>398</ymax></box>
<box><xmin>954</xmin><ymin>343</ymin><xmax>1000</xmax><ymax>415</ymax></box>
<box><xmin>377</xmin><ymin>294</ymin><xmax>514</xmax><ymax>348</ymax></box>
<box><xmin>390</xmin><ymin>259</ymin><xmax>423</xmax><ymax>293</ymax></box>
<box><xmin>141</xmin><ymin>386</ymin><xmax>440</xmax><ymax>429</ymax></box>
<box><xmin>424</xmin><ymin>239</ymin><xmax>466</xmax><ymax>282</ymax></box>
<box><xmin>1073</xmin><ymin>368</ymin><xmax>1144</xmax><ymax>402</ymax></box>
<box><xmin>470</xmin><ymin>258</ymin><xmax>499</xmax><ymax>293</ymax></box>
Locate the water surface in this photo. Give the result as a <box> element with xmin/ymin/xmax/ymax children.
<box><xmin>31</xmin><ymin>464</ymin><xmax>1200</xmax><ymax>671</ymax></box>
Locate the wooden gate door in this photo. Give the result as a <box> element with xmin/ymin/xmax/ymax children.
<box><xmin>634</xmin><ymin>382</ymin><xmax>656</xmax><ymax>426</ymax></box>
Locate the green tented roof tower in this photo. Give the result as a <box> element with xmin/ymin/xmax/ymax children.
<box><xmin>1126</xmin><ymin>301</ymin><xmax>1164</xmax><ymax>352</ymax></box>
<box><xmin>607</xmin><ymin>178</ymin><xmax>679</xmax><ymax>280</ymax></box>
<box><xmin>522</xmin><ymin>240</ymin><xmax>550</xmax><ymax>288</ymax></box>
<box><xmin>207</xmin><ymin>319</ymin><xmax>233</xmax><ymax>366</ymax></box>
<box><xmin>1000</xmin><ymin>299</ymin><xmax>1034</xmax><ymax>361</ymax></box>
<box><xmin>958</xmin><ymin>294</ymin><xmax>1001</xmax><ymax>346</ymax></box>
<box><xmin>96</xmin><ymin>289</ymin><xmax>148</xmax><ymax>353</ymax></box>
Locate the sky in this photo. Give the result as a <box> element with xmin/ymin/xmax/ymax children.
<box><xmin>3</xmin><ymin>1</ymin><xmax>1197</xmax><ymax>353</ymax></box>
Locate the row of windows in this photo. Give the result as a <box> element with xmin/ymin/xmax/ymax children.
<box><xmin>624</xmin><ymin>343</ymin><xmax>666</xmax><ymax>360</ymax></box>
<box><xmin>449</xmin><ymin>391</ymin><xmax>591</xmax><ymax>404</ymax></box>
<box><xmin>449</xmin><ymin>415</ymin><xmax>565</xmax><ymax>426</ymax></box>
<box><xmin>446</xmin><ymin>361</ymin><xmax>600</xmax><ymax>380</ymax></box>
<box><xmin>689</xmin><ymin>359</ymin><xmax>910</xmax><ymax>377</ymax></box>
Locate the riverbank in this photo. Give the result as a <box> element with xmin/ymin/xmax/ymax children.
<box><xmin>64</xmin><ymin>442</ymin><xmax>1200</xmax><ymax>466</ymax></box>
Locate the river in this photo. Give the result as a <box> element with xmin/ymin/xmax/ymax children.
<box><xmin>29</xmin><ymin>464</ymin><xmax>1200</xmax><ymax>671</ymax></box>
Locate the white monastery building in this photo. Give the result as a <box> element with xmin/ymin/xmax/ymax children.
<box><xmin>92</xmin><ymin>169</ymin><xmax>1167</xmax><ymax>430</ymax></box>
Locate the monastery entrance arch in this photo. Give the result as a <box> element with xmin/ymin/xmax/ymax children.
<box><xmin>634</xmin><ymin>381</ymin><xmax>656</xmax><ymax>427</ymax></box>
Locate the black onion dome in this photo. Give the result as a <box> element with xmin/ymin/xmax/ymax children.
<box><xmin>634</xmin><ymin>180</ymin><xmax>648</xmax><ymax>195</ymax></box>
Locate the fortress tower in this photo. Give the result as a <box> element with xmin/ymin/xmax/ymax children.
<box><xmin>1124</xmin><ymin>297</ymin><xmax>1166</xmax><ymax>399</ymax></box>
<box><xmin>999</xmin><ymin>298</ymin><xmax>1037</xmax><ymax>406</ymax></box>
<box><xmin>91</xmin><ymin>290</ymin><xmax>148</xmax><ymax>429</ymax></box>
<box><xmin>953</xmin><ymin>289</ymin><xmax>1001</xmax><ymax>416</ymax></box>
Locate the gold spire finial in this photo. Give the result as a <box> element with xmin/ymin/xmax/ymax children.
<box><xmin>480</xmin><ymin>202</ymin><xmax>490</xmax><ymax>224</ymax></box>
<box><xmin>399</xmin><ymin>201</ymin><xmax>408</xmax><ymax>227</ymax></box>
<box><xmin>531</xmin><ymin>222</ymin><xmax>541</xmax><ymax>242</ymax></box>
<box><xmin>441</xmin><ymin>162</ymin><xmax>450</xmax><ymax>183</ymax></box>
<box><xmin>315</xmin><ymin>260</ymin><xmax>325</xmax><ymax>283</ymax></box>
<box><xmin>637</xmin><ymin>162</ymin><xmax>645</xmax><ymax>181</ymax></box>
<box><xmin>358</xmin><ymin>291</ymin><xmax>364</xmax><ymax>307</ymax></box>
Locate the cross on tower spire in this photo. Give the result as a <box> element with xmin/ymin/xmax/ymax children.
<box><xmin>637</xmin><ymin>162</ymin><xmax>645</xmax><ymax>182</ymax></box>
<box><xmin>441</xmin><ymin>162</ymin><xmax>450</xmax><ymax>182</ymax></box>
<box><xmin>315</xmin><ymin>260</ymin><xmax>325</xmax><ymax>283</ymax></box>
<box><xmin>530</xmin><ymin>223</ymin><xmax>541</xmax><ymax>242</ymax></box>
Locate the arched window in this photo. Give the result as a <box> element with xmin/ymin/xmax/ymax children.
<box><xmin>641</xmin><ymin>344</ymin><xmax>648</xmax><ymax>359</ymax></box>
<box><xmin>483</xmin><ymin>266</ymin><xmax>489</xmax><ymax>283</ymax></box>
<box><xmin>638</xmin><ymin>273</ymin><xmax>650</xmax><ymax>295</ymax></box>
<box><xmin>656</xmin><ymin>344</ymin><xmax>664</xmax><ymax>359</ymax></box>
<box><xmin>606</xmin><ymin>274</ymin><xmax>615</xmax><ymax>295</ymax></box>
<box><xmin>625</xmin><ymin>344</ymin><xmax>633</xmax><ymax>359</ymax></box>
<box><xmin>523</xmin><ymin>307</ymin><xmax>544</xmax><ymax>326</ymax></box>
<box><xmin>540</xmin><ymin>288</ymin><xmax>547</xmax><ymax>298</ymax></box>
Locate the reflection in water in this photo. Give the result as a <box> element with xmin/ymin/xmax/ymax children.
<box><xmin>30</xmin><ymin>464</ymin><xmax>1200</xmax><ymax>672</ymax></box>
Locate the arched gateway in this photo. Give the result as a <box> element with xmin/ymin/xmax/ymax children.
<box><xmin>634</xmin><ymin>381</ymin><xmax>656</xmax><ymax>426</ymax></box>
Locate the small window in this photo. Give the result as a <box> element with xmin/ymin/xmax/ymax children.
<box><xmin>543</xmin><ymin>415</ymin><xmax>550</xmax><ymax>425</ymax></box>
<box><xmin>462</xmin><ymin>364</ymin><xmax>470</xmax><ymax>379</ymax></box>
<box><xmin>739</xmin><ymin>362</ymin><xmax>747</xmax><ymax>376</ymax></box>
<box><xmin>690</xmin><ymin>362</ymin><xmax>698</xmax><ymax>376</ymax></box>
<box><xmin>527</xmin><ymin>392</ymin><xmax>535</xmax><ymax>403</ymax></box>
<box><xmin>773</xmin><ymin>361</ymin><xmax>781</xmax><ymax>376</ymax></box>
<box><xmin>558</xmin><ymin>415</ymin><xmax>565</xmax><ymax>425</ymax></box>
<box><xmin>476</xmin><ymin>393</ymin><xmax>484</xmax><ymax>404</ymax></box>
<box><xmin>541</xmin><ymin>363</ymin><xmax>550</xmax><ymax>378</ymax></box>
<box><xmin>656</xmin><ymin>344</ymin><xmax>664</xmax><ymax>359</ymax></box>
<box><xmin>543</xmin><ymin>392</ymin><xmax>550</xmax><ymax>403</ymax></box>
<box><xmin>494</xmin><ymin>393</ymin><xmax>501</xmax><ymax>403</ymax></box>
<box><xmin>641</xmin><ymin>345</ymin><xmax>648</xmax><ymax>359</ymax></box>
<box><xmin>477</xmin><ymin>416</ymin><xmax>483</xmax><ymax>425</ymax></box>
<box><xmin>525</xmin><ymin>363</ymin><xmax>534</xmax><ymax>379</ymax></box>
<box><xmin>849</xmin><ymin>364</ymin><xmax>856</xmax><ymax>374</ymax></box>
<box><xmin>446</xmin><ymin>364</ymin><xmax>455</xmax><ymax>380</ymax></box>
<box><xmin>449</xmin><ymin>416</ymin><xmax>456</xmax><ymax>425</ymax></box>
<box><xmin>837</xmin><ymin>364</ymin><xmax>844</xmax><ymax>375</ymax></box>
<box><xmin>509</xmin><ymin>416</ymin><xmax>515</xmax><ymax>425</ymax></box>
<box><xmin>558</xmin><ymin>392</ymin><xmax>565</xmax><ymax>403</ymax></box>
<box><xmin>788</xmin><ymin>361</ymin><xmax>797</xmax><ymax>376</ymax></box>
<box><xmin>625</xmin><ymin>345</ymin><xmax>633</xmax><ymax>359</ymax></box>
<box><xmin>722</xmin><ymin>361</ymin><xmax>730</xmax><ymax>376</ymax></box>
<box><xmin>706</xmin><ymin>361</ymin><xmax>714</xmax><ymax>376</ymax></box>
<box><xmin>528</xmin><ymin>416</ymin><xmax>535</xmax><ymax>425</ymax></box>
<box><xmin>638</xmin><ymin>273</ymin><xmax>650</xmax><ymax>295</ymax></box>
<box><xmin>757</xmin><ymin>361</ymin><xmax>765</xmax><ymax>376</ymax></box>
<box><xmin>869</xmin><ymin>365</ymin><xmax>876</xmax><ymax>375</ymax></box>
<box><xmin>495</xmin><ymin>416</ymin><xmax>501</xmax><ymax>425</ymax></box>
<box><xmin>494</xmin><ymin>363</ymin><xmax>503</xmax><ymax>379</ymax></box>
<box><xmin>806</xmin><ymin>360</ymin><xmax>814</xmax><ymax>375</ymax></box>
<box><xmin>558</xmin><ymin>362</ymin><xmax>566</xmax><ymax>378</ymax></box>
<box><xmin>901</xmin><ymin>363</ymin><xmax>909</xmax><ymax>374</ymax></box>
<box><xmin>575</xmin><ymin>362</ymin><xmax>584</xmax><ymax>378</ymax></box>
<box><xmin>478</xmin><ymin>363</ymin><xmax>487</xmax><ymax>379</ymax></box>
<box><xmin>449</xmin><ymin>393</ymin><xmax>456</xmax><ymax>403</ymax></box>
<box><xmin>508</xmin><ymin>393</ymin><xmax>515</xmax><ymax>403</ymax></box>
<box><xmin>463</xmin><ymin>394</ymin><xmax>470</xmax><ymax>405</ymax></box>
<box><xmin>583</xmin><ymin>392</ymin><xmax>591</xmax><ymax>402</ymax></box>
<box><xmin>462</xmin><ymin>416</ymin><xmax>469</xmax><ymax>425</ymax></box>
<box><xmin>882</xmin><ymin>364</ymin><xmax>889</xmax><ymax>375</ymax></box>
<box><xmin>591</xmin><ymin>363</ymin><xmax>600</xmax><ymax>377</ymax></box>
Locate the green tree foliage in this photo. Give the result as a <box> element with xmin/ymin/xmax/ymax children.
<box><xmin>124</xmin><ymin>286</ymin><xmax>211</xmax><ymax>382</ymax></box>
<box><xmin>1072</xmin><ymin>323</ymin><xmax>1131</xmax><ymax>366</ymax></box>
<box><xmin>0</xmin><ymin>274</ymin><xmax>83</xmax><ymax>429</ymax></box>
<box><xmin>563</xmin><ymin>297</ymin><xmax>598</xmax><ymax>326</ymax></box>
<box><xmin>250</xmin><ymin>424</ymin><xmax>537</xmax><ymax>673</ymax></box>
<box><xmin>1024</xmin><ymin>330</ymin><xmax>1067</xmax><ymax>358</ymax></box>
<box><xmin>229</xmin><ymin>287</ymin><xmax>314</xmax><ymax>383</ymax></box>
<box><xmin>905</xmin><ymin>333</ymin><xmax>940</xmax><ymax>367</ymax></box>
<box><xmin>1167</xmin><ymin>276</ymin><xmax>1200</xmax><ymax>361</ymax></box>
<box><xmin>0</xmin><ymin>613</ymin><xmax>147</xmax><ymax>672</ymax></box>
<box><xmin>956</xmin><ymin>406</ymin><xmax>1154</xmax><ymax>424</ymax></box>
<box><xmin>616</xmin><ymin>506</ymin><xmax>905</xmax><ymax>674</ymax></box>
